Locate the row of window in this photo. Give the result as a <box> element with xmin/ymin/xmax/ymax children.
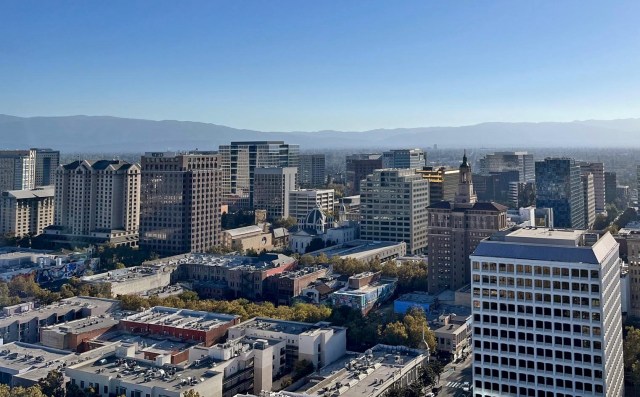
<box><xmin>473</xmin><ymin>262</ymin><xmax>599</xmax><ymax>279</ymax></box>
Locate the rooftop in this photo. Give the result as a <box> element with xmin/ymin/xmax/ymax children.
<box><xmin>309</xmin><ymin>240</ymin><xmax>405</xmax><ymax>261</ymax></box>
<box><xmin>80</xmin><ymin>264</ymin><xmax>172</xmax><ymax>284</ymax></box>
<box><xmin>0</xmin><ymin>296</ymin><xmax>120</xmax><ymax>328</ymax></box>
<box><xmin>42</xmin><ymin>316</ymin><xmax>118</xmax><ymax>335</ymax></box>
<box><xmin>473</xmin><ymin>228</ymin><xmax>619</xmax><ymax>265</ymax></box>
<box><xmin>152</xmin><ymin>252</ymin><xmax>296</xmax><ymax>271</ymax></box>
<box><xmin>232</xmin><ymin>317</ymin><xmax>341</xmax><ymax>336</ymax></box>
<box><xmin>223</xmin><ymin>225</ymin><xmax>264</xmax><ymax>237</ymax></box>
<box><xmin>291</xmin><ymin>344</ymin><xmax>427</xmax><ymax>397</ymax></box>
<box><xmin>123</xmin><ymin>306</ymin><xmax>239</xmax><ymax>331</ymax></box>
<box><xmin>2</xmin><ymin>186</ymin><xmax>54</xmax><ymax>200</ymax></box>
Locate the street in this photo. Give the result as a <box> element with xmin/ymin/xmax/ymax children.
<box><xmin>431</xmin><ymin>352</ymin><xmax>473</xmax><ymax>397</ymax></box>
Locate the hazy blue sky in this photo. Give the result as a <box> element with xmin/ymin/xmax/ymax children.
<box><xmin>2</xmin><ymin>1</ymin><xmax>639</xmax><ymax>131</ymax></box>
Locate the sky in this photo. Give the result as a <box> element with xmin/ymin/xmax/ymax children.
<box><xmin>1</xmin><ymin>1</ymin><xmax>640</xmax><ymax>131</ymax></box>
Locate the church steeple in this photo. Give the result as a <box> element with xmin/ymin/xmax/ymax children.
<box><xmin>455</xmin><ymin>150</ymin><xmax>477</xmax><ymax>206</ymax></box>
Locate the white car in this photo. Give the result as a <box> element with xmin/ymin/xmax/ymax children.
<box><xmin>462</xmin><ymin>382</ymin><xmax>471</xmax><ymax>392</ymax></box>
<box><xmin>425</xmin><ymin>393</ymin><xmax>435</xmax><ymax>397</ymax></box>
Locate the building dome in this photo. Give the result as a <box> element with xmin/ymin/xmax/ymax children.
<box><xmin>305</xmin><ymin>207</ymin><xmax>327</xmax><ymax>227</ymax></box>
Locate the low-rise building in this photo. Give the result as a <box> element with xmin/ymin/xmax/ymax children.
<box><xmin>289</xmin><ymin>208</ymin><xmax>358</xmax><ymax>254</ymax></box>
<box><xmin>221</xmin><ymin>224</ymin><xmax>274</xmax><ymax>253</ymax></box>
<box><xmin>432</xmin><ymin>314</ymin><xmax>471</xmax><ymax>360</ymax></box>
<box><xmin>330</xmin><ymin>272</ymin><xmax>397</xmax><ymax>315</ymax></box>
<box><xmin>0</xmin><ymin>297</ymin><xmax>119</xmax><ymax>344</ymax></box>
<box><xmin>227</xmin><ymin>317</ymin><xmax>347</xmax><ymax>371</ymax></box>
<box><xmin>40</xmin><ymin>316</ymin><xmax>119</xmax><ymax>351</ymax></box>
<box><xmin>120</xmin><ymin>306</ymin><xmax>241</xmax><ymax>347</ymax></box>
<box><xmin>281</xmin><ymin>344</ymin><xmax>428</xmax><ymax>397</ymax></box>
<box><xmin>309</xmin><ymin>240</ymin><xmax>406</xmax><ymax>263</ymax></box>
<box><xmin>0</xmin><ymin>247</ymin><xmax>97</xmax><ymax>283</ymax></box>
<box><xmin>263</xmin><ymin>266</ymin><xmax>331</xmax><ymax>305</ymax></box>
<box><xmin>80</xmin><ymin>264</ymin><xmax>176</xmax><ymax>297</ymax></box>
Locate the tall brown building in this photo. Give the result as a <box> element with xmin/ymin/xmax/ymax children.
<box><xmin>426</xmin><ymin>152</ymin><xmax>508</xmax><ymax>292</ymax></box>
<box><xmin>140</xmin><ymin>151</ymin><xmax>223</xmax><ymax>255</ymax></box>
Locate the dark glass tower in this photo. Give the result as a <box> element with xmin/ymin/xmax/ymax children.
<box><xmin>535</xmin><ymin>158</ymin><xmax>585</xmax><ymax>229</ymax></box>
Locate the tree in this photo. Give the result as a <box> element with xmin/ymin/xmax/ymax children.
<box><xmin>183</xmin><ymin>390</ymin><xmax>201</xmax><ymax>397</ymax></box>
<box><xmin>9</xmin><ymin>386</ymin><xmax>46</xmax><ymax>397</ymax></box>
<box><xmin>624</xmin><ymin>326</ymin><xmax>640</xmax><ymax>389</ymax></box>
<box><xmin>274</xmin><ymin>217</ymin><xmax>298</xmax><ymax>230</ymax></box>
<box><xmin>38</xmin><ymin>369</ymin><xmax>65</xmax><ymax>397</ymax></box>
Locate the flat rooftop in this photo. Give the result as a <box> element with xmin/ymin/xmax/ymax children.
<box><xmin>0</xmin><ymin>342</ymin><xmax>71</xmax><ymax>374</ymax></box>
<box><xmin>334</xmin><ymin>279</ymin><xmax>396</xmax><ymax>297</ymax></box>
<box><xmin>310</xmin><ymin>240</ymin><xmax>405</xmax><ymax>261</ymax></box>
<box><xmin>151</xmin><ymin>252</ymin><xmax>295</xmax><ymax>270</ymax></box>
<box><xmin>43</xmin><ymin>316</ymin><xmax>118</xmax><ymax>335</ymax></box>
<box><xmin>69</xmin><ymin>353</ymin><xmax>219</xmax><ymax>390</ymax></box>
<box><xmin>123</xmin><ymin>306</ymin><xmax>239</xmax><ymax>331</ymax></box>
<box><xmin>292</xmin><ymin>345</ymin><xmax>426</xmax><ymax>397</ymax></box>
<box><xmin>81</xmin><ymin>265</ymin><xmax>169</xmax><ymax>284</ymax></box>
<box><xmin>473</xmin><ymin>228</ymin><xmax>619</xmax><ymax>265</ymax></box>
<box><xmin>231</xmin><ymin>317</ymin><xmax>340</xmax><ymax>336</ymax></box>
<box><xmin>0</xmin><ymin>296</ymin><xmax>120</xmax><ymax>328</ymax></box>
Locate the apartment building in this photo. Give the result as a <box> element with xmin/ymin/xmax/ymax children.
<box><xmin>0</xmin><ymin>186</ymin><xmax>54</xmax><ymax>237</ymax></box>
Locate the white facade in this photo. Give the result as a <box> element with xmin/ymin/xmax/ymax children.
<box><xmin>289</xmin><ymin>189</ymin><xmax>335</xmax><ymax>222</ymax></box>
<box><xmin>0</xmin><ymin>150</ymin><xmax>36</xmax><ymax>191</ymax></box>
<box><xmin>253</xmin><ymin>167</ymin><xmax>298</xmax><ymax>220</ymax></box>
<box><xmin>470</xmin><ymin>228</ymin><xmax>624</xmax><ymax>397</ymax></box>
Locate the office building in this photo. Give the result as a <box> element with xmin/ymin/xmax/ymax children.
<box><xmin>140</xmin><ymin>151</ymin><xmax>222</xmax><ymax>255</ymax></box>
<box><xmin>535</xmin><ymin>158</ymin><xmax>585</xmax><ymax>229</ymax></box>
<box><xmin>381</xmin><ymin>148</ymin><xmax>426</xmax><ymax>169</ymax></box>
<box><xmin>0</xmin><ymin>186</ymin><xmax>54</xmax><ymax>237</ymax></box>
<box><xmin>0</xmin><ymin>150</ymin><xmax>36</xmax><ymax>191</ymax></box>
<box><xmin>45</xmin><ymin>160</ymin><xmax>140</xmax><ymax>247</ymax></box>
<box><xmin>298</xmin><ymin>154</ymin><xmax>326</xmax><ymax>187</ymax></box>
<box><xmin>345</xmin><ymin>154</ymin><xmax>382</xmax><ymax>195</ymax></box>
<box><xmin>288</xmin><ymin>189</ymin><xmax>334</xmax><ymax>222</ymax></box>
<box><xmin>479</xmin><ymin>151</ymin><xmax>535</xmax><ymax>182</ymax></box>
<box><xmin>253</xmin><ymin>167</ymin><xmax>298</xmax><ymax>220</ymax></box>
<box><xmin>582</xmin><ymin>172</ymin><xmax>596</xmax><ymax>229</ymax></box>
<box><xmin>605</xmin><ymin>171</ymin><xmax>618</xmax><ymax>205</ymax></box>
<box><xmin>359</xmin><ymin>169</ymin><xmax>429</xmax><ymax>254</ymax></box>
<box><xmin>580</xmin><ymin>162</ymin><xmax>606</xmax><ymax>213</ymax></box>
<box><xmin>470</xmin><ymin>228</ymin><xmax>624</xmax><ymax>397</ymax></box>
<box><xmin>416</xmin><ymin>166</ymin><xmax>459</xmax><ymax>203</ymax></box>
<box><xmin>218</xmin><ymin>141</ymin><xmax>299</xmax><ymax>207</ymax></box>
<box><xmin>227</xmin><ymin>317</ymin><xmax>347</xmax><ymax>370</ymax></box>
<box><xmin>473</xmin><ymin>170</ymin><xmax>520</xmax><ymax>206</ymax></box>
<box><xmin>33</xmin><ymin>148</ymin><xmax>60</xmax><ymax>187</ymax></box>
<box><xmin>427</xmin><ymin>153</ymin><xmax>508</xmax><ymax>292</ymax></box>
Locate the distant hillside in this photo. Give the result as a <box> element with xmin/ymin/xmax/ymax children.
<box><xmin>1</xmin><ymin>114</ymin><xmax>639</xmax><ymax>151</ymax></box>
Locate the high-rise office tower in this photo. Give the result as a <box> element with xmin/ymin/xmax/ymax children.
<box><xmin>479</xmin><ymin>151</ymin><xmax>535</xmax><ymax>183</ymax></box>
<box><xmin>580</xmin><ymin>162</ymin><xmax>605</xmax><ymax>213</ymax></box>
<box><xmin>33</xmin><ymin>148</ymin><xmax>60</xmax><ymax>187</ymax></box>
<box><xmin>345</xmin><ymin>154</ymin><xmax>383</xmax><ymax>195</ymax></box>
<box><xmin>582</xmin><ymin>173</ymin><xmax>596</xmax><ymax>229</ymax></box>
<box><xmin>49</xmin><ymin>160</ymin><xmax>140</xmax><ymax>246</ymax></box>
<box><xmin>381</xmin><ymin>148</ymin><xmax>426</xmax><ymax>169</ymax></box>
<box><xmin>140</xmin><ymin>152</ymin><xmax>222</xmax><ymax>255</ymax></box>
<box><xmin>289</xmin><ymin>189</ymin><xmax>335</xmax><ymax>222</ymax></box>
<box><xmin>253</xmin><ymin>167</ymin><xmax>298</xmax><ymax>220</ymax></box>
<box><xmin>218</xmin><ymin>141</ymin><xmax>299</xmax><ymax>207</ymax></box>
<box><xmin>360</xmin><ymin>169</ymin><xmax>429</xmax><ymax>254</ymax></box>
<box><xmin>470</xmin><ymin>228</ymin><xmax>623</xmax><ymax>397</ymax></box>
<box><xmin>298</xmin><ymin>154</ymin><xmax>326</xmax><ymax>187</ymax></box>
<box><xmin>427</xmin><ymin>153</ymin><xmax>508</xmax><ymax>292</ymax></box>
<box><xmin>0</xmin><ymin>149</ymin><xmax>36</xmax><ymax>191</ymax></box>
<box><xmin>416</xmin><ymin>166</ymin><xmax>459</xmax><ymax>203</ymax></box>
<box><xmin>0</xmin><ymin>186</ymin><xmax>54</xmax><ymax>237</ymax></box>
<box><xmin>604</xmin><ymin>171</ymin><xmax>618</xmax><ymax>205</ymax></box>
<box><xmin>535</xmin><ymin>158</ymin><xmax>585</xmax><ymax>229</ymax></box>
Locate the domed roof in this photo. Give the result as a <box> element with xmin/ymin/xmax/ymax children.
<box><xmin>305</xmin><ymin>207</ymin><xmax>326</xmax><ymax>226</ymax></box>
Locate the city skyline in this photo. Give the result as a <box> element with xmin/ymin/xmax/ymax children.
<box><xmin>2</xmin><ymin>1</ymin><xmax>640</xmax><ymax>131</ymax></box>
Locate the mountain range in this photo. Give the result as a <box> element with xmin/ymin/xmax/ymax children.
<box><xmin>1</xmin><ymin>114</ymin><xmax>640</xmax><ymax>152</ymax></box>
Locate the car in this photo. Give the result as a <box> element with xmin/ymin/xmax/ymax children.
<box><xmin>462</xmin><ymin>382</ymin><xmax>471</xmax><ymax>392</ymax></box>
<box><xmin>425</xmin><ymin>393</ymin><xmax>435</xmax><ymax>397</ymax></box>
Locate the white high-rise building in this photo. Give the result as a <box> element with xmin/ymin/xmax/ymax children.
<box><xmin>0</xmin><ymin>150</ymin><xmax>36</xmax><ymax>191</ymax></box>
<box><xmin>360</xmin><ymin>168</ymin><xmax>429</xmax><ymax>254</ymax></box>
<box><xmin>470</xmin><ymin>228</ymin><xmax>624</xmax><ymax>397</ymax></box>
<box><xmin>289</xmin><ymin>189</ymin><xmax>335</xmax><ymax>222</ymax></box>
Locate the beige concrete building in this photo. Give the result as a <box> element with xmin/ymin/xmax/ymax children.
<box><xmin>253</xmin><ymin>167</ymin><xmax>298</xmax><ymax>220</ymax></box>
<box><xmin>0</xmin><ymin>186</ymin><xmax>54</xmax><ymax>237</ymax></box>
<box><xmin>221</xmin><ymin>224</ymin><xmax>274</xmax><ymax>252</ymax></box>
<box><xmin>289</xmin><ymin>189</ymin><xmax>335</xmax><ymax>222</ymax></box>
<box><xmin>416</xmin><ymin>166</ymin><xmax>459</xmax><ymax>203</ymax></box>
<box><xmin>359</xmin><ymin>169</ymin><xmax>429</xmax><ymax>254</ymax></box>
<box><xmin>427</xmin><ymin>153</ymin><xmax>508</xmax><ymax>292</ymax></box>
<box><xmin>140</xmin><ymin>151</ymin><xmax>223</xmax><ymax>255</ymax></box>
<box><xmin>45</xmin><ymin>160</ymin><xmax>140</xmax><ymax>247</ymax></box>
<box><xmin>580</xmin><ymin>162</ymin><xmax>606</xmax><ymax>213</ymax></box>
<box><xmin>0</xmin><ymin>150</ymin><xmax>36</xmax><ymax>191</ymax></box>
